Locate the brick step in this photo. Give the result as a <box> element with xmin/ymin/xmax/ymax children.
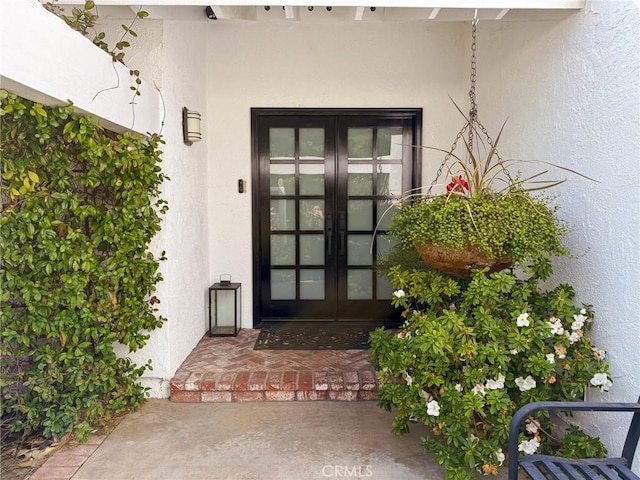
<box><xmin>170</xmin><ymin>370</ymin><xmax>379</xmax><ymax>402</ymax></box>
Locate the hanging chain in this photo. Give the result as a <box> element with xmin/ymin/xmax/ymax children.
<box><xmin>427</xmin><ymin>13</ymin><xmax>514</xmax><ymax>195</ymax></box>
<box><xmin>427</xmin><ymin>19</ymin><xmax>475</xmax><ymax>196</ymax></box>
<box><xmin>427</xmin><ymin>127</ymin><xmax>468</xmax><ymax>195</ymax></box>
<box><xmin>468</xmin><ymin>17</ymin><xmax>478</xmax><ymax>154</ymax></box>
<box><xmin>469</xmin><ymin>16</ymin><xmax>514</xmax><ymax>186</ymax></box>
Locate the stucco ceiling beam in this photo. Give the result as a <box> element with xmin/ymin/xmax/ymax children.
<box><xmin>211</xmin><ymin>5</ymin><xmax>231</xmax><ymax>18</ymax></box>
<box><xmin>495</xmin><ymin>8</ymin><xmax>509</xmax><ymax>19</ymax></box>
<box><xmin>283</xmin><ymin>6</ymin><xmax>298</xmax><ymax>20</ymax></box>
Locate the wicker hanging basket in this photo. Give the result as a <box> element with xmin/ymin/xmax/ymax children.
<box><xmin>414</xmin><ymin>241</ymin><xmax>513</xmax><ymax>278</ymax></box>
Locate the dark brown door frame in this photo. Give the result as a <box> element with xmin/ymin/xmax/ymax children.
<box><xmin>251</xmin><ymin>108</ymin><xmax>422</xmax><ymax>328</ymax></box>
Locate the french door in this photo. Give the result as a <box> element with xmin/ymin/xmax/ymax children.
<box><xmin>252</xmin><ymin>109</ymin><xmax>421</xmax><ymax>324</ymax></box>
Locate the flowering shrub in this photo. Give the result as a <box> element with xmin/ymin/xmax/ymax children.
<box><xmin>369</xmin><ymin>267</ymin><xmax>611</xmax><ymax>479</ymax></box>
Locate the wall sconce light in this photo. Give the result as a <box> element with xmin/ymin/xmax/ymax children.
<box><xmin>182</xmin><ymin>107</ymin><xmax>202</xmax><ymax>145</ymax></box>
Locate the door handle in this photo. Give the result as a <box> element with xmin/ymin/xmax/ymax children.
<box><xmin>326</xmin><ymin>213</ymin><xmax>333</xmax><ymax>256</ymax></box>
<box><xmin>339</xmin><ymin>211</ymin><xmax>346</xmax><ymax>256</ymax></box>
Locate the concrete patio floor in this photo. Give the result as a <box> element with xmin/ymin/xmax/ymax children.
<box><xmin>31</xmin><ymin>399</ymin><xmax>512</xmax><ymax>480</ymax></box>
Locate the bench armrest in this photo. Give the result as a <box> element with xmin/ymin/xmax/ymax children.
<box><xmin>507</xmin><ymin>399</ymin><xmax>640</xmax><ymax>480</ymax></box>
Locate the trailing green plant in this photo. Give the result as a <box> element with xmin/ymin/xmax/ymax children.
<box><xmin>0</xmin><ymin>90</ymin><xmax>167</xmax><ymax>441</ymax></box>
<box><xmin>44</xmin><ymin>0</ymin><xmax>149</xmax><ymax>99</ymax></box>
<box><xmin>389</xmin><ymin>189</ymin><xmax>568</xmax><ymax>279</ymax></box>
<box><xmin>369</xmin><ymin>267</ymin><xmax>611</xmax><ymax>479</ymax></box>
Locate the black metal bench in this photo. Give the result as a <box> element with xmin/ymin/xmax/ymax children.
<box><xmin>508</xmin><ymin>396</ymin><xmax>640</xmax><ymax>480</ymax></box>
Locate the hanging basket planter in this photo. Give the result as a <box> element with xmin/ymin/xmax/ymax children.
<box><xmin>379</xmin><ymin>16</ymin><xmax>589</xmax><ymax>283</ymax></box>
<box><xmin>414</xmin><ymin>240</ymin><xmax>513</xmax><ymax>278</ymax></box>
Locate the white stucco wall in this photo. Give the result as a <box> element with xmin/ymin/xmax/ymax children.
<box><xmin>206</xmin><ymin>21</ymin><xmax>468</xmax><ymax>328</ymax></box>
<box><xmin>473</xmin><ymin>0</ymin><xmax>640</xmax><ymax>465</ymax></box>
<box><xmin>104</xmin><ymin>18</ymin><xmax>210</xmax><ymax>397</ymax></box>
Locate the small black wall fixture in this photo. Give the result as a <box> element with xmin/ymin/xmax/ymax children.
<box><xmin>182</xmin><ymin>107</ymin><xmax>202</xmax><ymax>145</ymax></box>
<box><xmin>205</xmin><ymin>6</ymin><xmax>217</xmax><ymax>20</ymax></box>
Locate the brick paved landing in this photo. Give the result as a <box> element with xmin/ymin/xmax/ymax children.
<box><xmin>170</xmin><ymin>329</ymin><xmax>379</xmax><ymax>402</ymax></box>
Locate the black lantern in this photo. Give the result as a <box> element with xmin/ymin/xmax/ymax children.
<box><xmin>208</xmin><ymin>279</ymin><xmax>241</xmax><ymax>337</ymax></box>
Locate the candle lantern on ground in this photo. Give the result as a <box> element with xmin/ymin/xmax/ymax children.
<box><xmin>208</xmin><ymin>277</ymin><xmax>240</xmax><ymax>336</ymax></box>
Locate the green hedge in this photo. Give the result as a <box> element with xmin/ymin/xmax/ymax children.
<box><xmin>0</xmin><ymin>90</ymin><xmax>167</xmax><ymax>440</ymax></box>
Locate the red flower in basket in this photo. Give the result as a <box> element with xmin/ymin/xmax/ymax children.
<box><xmin>446</xmin><ymin>175</ymin><xmax>470</xmax><ymax>193</ymax></box>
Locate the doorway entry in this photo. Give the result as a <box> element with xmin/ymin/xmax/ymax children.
<box><xmin>252</xmin><ymin>108</ymin><xmax>421</xmax><ymax>325</ymax></box>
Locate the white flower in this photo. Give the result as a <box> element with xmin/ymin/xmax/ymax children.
<box><xmin>516</xmin><ymin>312</ymin><xmax>530</xmax><ymax>327</ymax></box>
<box><xmin>515</xmin><ymin>375</ymin><xmax>536</xmax><ymax>392</ymax></box>
<box><xmin>472</xmin><ymin>383</ymin><xmax>486</xmax><ymax>396</ymax></box>
<box><xmin>495</xmin><ymin>449</ymin><xmax>505</xmax><ymax>466</ymax></box>
<box><xmin>580</xmin><ymin>308</ymin><xmax>587</xmax><ymax>315</ymax></box>
<box><xmin>455</xmin><ymin>383</ymin><xmax>463</xmax><ymax>392</ymax></box>
<box><xmin>421</xmin><ymin>390</ymin><xmax>432</xmax><ymax>402</ymax></box>
<box><xmin>547</xmin><ymin>318</ymin><xmax>564</xmax><ymax>335</ymax></box>
<box><xmin>393</xmin><ymin>289</ymin><xmax>406</xmax><ymax>298</ymax></box>
<box><xmin>593</xmin><ymin>348</ymin><xmax>606</xmax><ymax>361</ymax></box>
<box><xmin>567</xmin><ymin>331</ymin><xmax>581</xmax><ymax>344</ymax></box>
<box><xmin>572</xmin><ymin>314</ymin><xmax>586</xmax><ymax>331</ymax></box>
<box><xmin>518</xmin><ymin>438</ymin><xmax>541</xmax><ymax>455</ymax></box>
<box><xmin>546</xmin><ymin>354</ymin><xmax>555</xmax><ymax>364</ymax></box>
<box><xmin>486</xmin><ymin>374</ymin><xmax>506</xmax><ymax>390</ymax></box>
<box><xmin>426</xmin><ymin>400</ymin><xmax>440</xmax><ymax>416</ymax></box>
<box><xmin>397</xmin><ymin>330</ymin><xmax>412</xmax><ymax>339</ymax></box>
<box><xmin>526</xmin><ymin>420</ymin><xmax>540</xmax><ymax>434</ymax></box>
<box><xmin>405</xmin><ymin>373</ymin><xmax>413</xmax><ymax>386</ymax></box>
<box><xmin>510</xmin><ymin>349</ymin><xmax>519</xmax><ymax>355</ymax></box>
<box><xmin>590</xmin><ymin>373</ymin><xmax>613</xmax><ymax>392</ymax></box>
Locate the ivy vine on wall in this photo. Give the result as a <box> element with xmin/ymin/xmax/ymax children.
<box><xmin>0</xmin><ymin>90</ymin><xmax>167</xmax><ymax>441</ymax></box>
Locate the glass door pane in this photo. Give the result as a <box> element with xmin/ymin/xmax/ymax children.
<box><xmin>266</xmin><ymin>120</ymin><xmax>330</xmax><ymax>309</ymax></box>
<box><xmin>337</xmin><ymin>120</ymin><xmax>411</xmax><ymax>316</ymax></box>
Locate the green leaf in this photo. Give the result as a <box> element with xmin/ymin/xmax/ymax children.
<box><xmin>28</xmin><ymin>171</ymin><xmax>40</xmax><ymax>183</ymax></box>
<box><xmin>31</xmin><ymin>104</ymin><xmax>47</xmax><ymax>118</ymax></box>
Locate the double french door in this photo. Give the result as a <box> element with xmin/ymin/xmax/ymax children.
<box><xmin>252</xmin><ymin>109</ymin><xmax>421</xmax><ymax>324</ymax></box>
